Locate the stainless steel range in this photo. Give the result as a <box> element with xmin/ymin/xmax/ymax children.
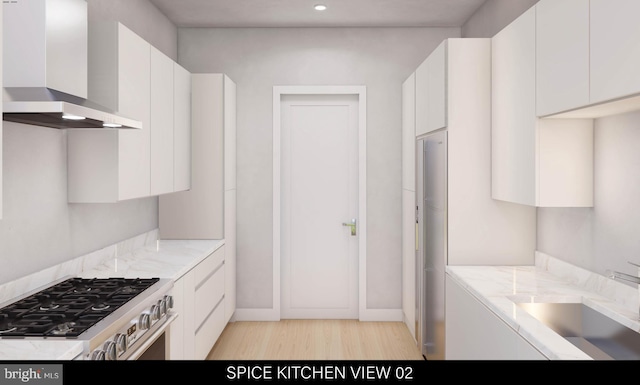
<box><xmin>0</xmin><ymin>277</ymin><xmax>175</xmax><ymax>360</ymax></box>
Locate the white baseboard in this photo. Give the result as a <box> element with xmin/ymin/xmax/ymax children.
<box><xmin>359</xmin><ymin>308</ymin><xmax>404</xmax><ymax>322</ymax></box>
<box><xmin>403</xmin><ymin>313</ymin><xmax>417</xmax><ymax>343</ymax></box>
<box><xmin>233</xmin><ymin>308</ymin><xmax>281</xmax><ymax>321</ymax></box>
<box><xmin>234</xmin><ymin>308</ymin><xmax>404</xmax><ymax>322</ymax></box>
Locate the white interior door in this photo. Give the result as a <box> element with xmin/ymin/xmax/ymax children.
<box><xmin>281</xmin><ymin>94</ymin><xmax>359</xmax><ymax>319</ymax></box>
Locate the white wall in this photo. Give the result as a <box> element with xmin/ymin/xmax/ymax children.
<box><xmin>178</xmin><ymin>27</ymin><xmax>461</xmax><ymax>310</ymax></box>
<box><xmin>461</xmin><ymin>0</ymin><xmax>540</xmax><ymax>38</ymax></box>
<box><xmin>0</xmin><ymin>0</ymin><xmax>176</xmax><ymax>284</ymax></box>
<box><xmin>87</xmin><ymin>0</ymin><xmax>177</xmax><ymax>61</ymax></box>
<box><xmin>538</xmin><ymin>110</ymin><xmax>640</xmax><ymax>279</ymax></box>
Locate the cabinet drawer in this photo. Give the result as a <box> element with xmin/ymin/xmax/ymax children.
<box><xmin>194</xmin><ymin>297</ymin><xmax>225</xmax><ymax>360</ymax></box>
<box><xmin>194</xmin><ymin>261</ymin><xmax>225</xmax><ymax>330</ymax></box>
<box><xmin>194</xmin><ymin>246</ymin><xmax>224</xmax><ymax>287</ymax></box>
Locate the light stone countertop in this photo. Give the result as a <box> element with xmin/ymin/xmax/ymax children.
<box><xmin>0</xmin><ymin>237</ymin><xmax>224</xmax><ymax>361</ymax></box>
<box><xmin>447</xmin><ymin>252</ymin><xmax>640</xmax><ymax>360</ymax></box>
<box><xmin>3</xmin><ymin>240</ymin><xmax>636</xmax><ymax>361</ymax></box>
<box><xmin>78</xmin><ymin>239</ymin><xmax>225</xmax><ymax>280</ymax></box>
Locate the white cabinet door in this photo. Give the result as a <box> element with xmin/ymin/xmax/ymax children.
<box><xmin>401</xmin><ymin>190</ymin><xmax>416</xmax><ymax>339</ymax></box>
<box><xmin>492</xmin><ymin>6</ymin><xmax>593</xmax><ymax>208</ymax></box>
<box><xmin>193</xmin><ymin>247</ymin><xmax>226</xmax><ymax>360</ymax></box>
<box><xmin>415</xmin><ymin>59</ymin><xmax>428</xmax><ymax>137</ymax></box>
<box><xmin>426</xmin><ymin>41</ymin><xmax>446</xmax><ymax>133</ymax></box>
<box><xmin>150</xmin><ymin>46</ymin><xmax>175</xmax><ymax>196</ymax></box>
<box><xmin>445</xmin><ymin>275</ymin><xmax>547</xmax><ymax>360</ymax></box>
<box><xmin>590</xmin><ymin>0</ymin><xmax>640</xmax><ymax>105</ymax></box>
<box><xmin>68</xmin><ymin>22</ymin><xmax>151</xmax><ymax>203</ymax></box>
<box><xmin>224</xmin><ymin>75</ymin><xmax>237</xmax><ymax>191</ymax></box>
<box><xmin>159</xmin><ymin>74</ymin><xmax>225</xmax><ymax>239</ymax></box>
<box><xmin>517</xmin><ymin>337</ymin><xmax>547</xmax><ymax>360</ymax></box>
<box><xmin>492</xmin><ymin>7</ymin><xmax>537</xmax><ymax>206</ymax></box>
<box><xmin>181</xmin><ymin>270</ymin><xmax>196</xmax><ymax>360</ymax></box>
<box><xmin>116</xmin><ymin>24</ymin><xmax>151</xmax><ymax>201</ymax></box>
<box><xmin>401</xmin><ymin>73</ymin><xmax>416</xmax><ymax>338</ymax></box>
<box><xmin>224</xmin><ymin>190</ymin><xmax>237</xmax><ymax>323</ymax></box>
<box><xmin>174</xmin><ymin>63</ymin><xmax>192</xmax><ymax>193</ymax></box>
<box><xmin>415</xmin><ymin>42</ymin><xmax>447</xmax><ymax>137</ymax></box>
<box><xmin>402</xmin><ymin>73</ymin><xmax>416</xmax><ymax>191</ymax></box>
<box><xmin>536</xmin><ymin>0</ymin><xmax>590</xmax><ymax>116</ymax></box>
<box><xmin>168</xmin><ymin>276</ymin><xmax>185</xmax><ymax>360</ymax></box>
<box><xmin>160</xmin><ymin>74</ymin><xmax>237</xmax><ymax>240</ymax></box>
<box><xmin>223</xmin><ymin>75</ymin><xmax>237</xmax><ymax>324</ymax></box>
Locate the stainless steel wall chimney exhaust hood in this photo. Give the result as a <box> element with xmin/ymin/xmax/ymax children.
<box><xmin>2</xmin><ymin>0</ymin><xmax>142</xmax><ymax>130</ymax></box>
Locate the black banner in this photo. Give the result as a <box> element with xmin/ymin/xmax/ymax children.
<box><xmin>0</xmin><ymin>360</ymin><xmax>619</xmax><ymax>384</ymax></box>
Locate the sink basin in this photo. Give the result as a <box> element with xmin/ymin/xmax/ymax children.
<box><xmin>516</xmin><ymin>302</ymin><xmax>640</xmax><ymax>360</ymax></box>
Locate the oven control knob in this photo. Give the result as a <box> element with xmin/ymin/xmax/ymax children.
<box><xmin>164</xmin><ymin>295</ymin><xmax>174</xmax><ymax>309</ymax></box>
<box><xmin>149</xmin><ymin>304</ymin><xmax>160</xmax><ymax>321</ymax></box>
<box><xmin>139</xmin><ymin>313</ymin><xmax>151</xmax><ymax>330</ymax></box>
<box><xmin>114</xmin><ymin>333</ymin><xmax>127</xmax><ymax>354</ymax></box>
<box><xmin>91</xmin><ymin>350</ymin><xmax>106</xmax><ymax>361</ymax></box>
<box><xmin>158</xmin><ymin>299</ymin><xmax>167</xmax><ymax>316</ymax></box>
<box><xmin>103</xmin><ymin>341</ymin><xmax>117</xmax><ymax>361</ymax></box>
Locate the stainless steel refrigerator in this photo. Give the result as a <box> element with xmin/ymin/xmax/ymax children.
<box><xmin>416</xmin><ymin>130</ymin><xmax>447</xmax><ymax>360</ymax></box>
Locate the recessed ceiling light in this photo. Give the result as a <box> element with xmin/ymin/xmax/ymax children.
<box><xmin>314</xmin><ymin>4</ymin><xmax>327</xmax><ymax>11</ymax></box>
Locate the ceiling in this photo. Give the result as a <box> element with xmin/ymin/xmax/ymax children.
<box><xmin>149</xmin><ymin>0</ymin><xmax>488</xmax><ymax>28</ymax></box>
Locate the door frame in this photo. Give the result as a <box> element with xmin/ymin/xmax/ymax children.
<box><xmin>273</xmin><ymin>85</ymin><xmax>367</xmax><ymax>321</ymax></box>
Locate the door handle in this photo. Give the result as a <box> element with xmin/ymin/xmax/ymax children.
<box><xmin>342</xmin><ymin>219</ymin><xmax>357</xmax><ymax>236</ymax></box>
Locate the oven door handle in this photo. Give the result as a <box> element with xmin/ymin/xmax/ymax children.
<box><xmin>126</xmin><ymin>312</ymin><xmax>177</xmax><ymax>361</ymax></box>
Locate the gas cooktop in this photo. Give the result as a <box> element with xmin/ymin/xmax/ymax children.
<box><xmin>0</xmin><ymin>277</ymin><xmax>160</xmax><ymax>338</ymax></box>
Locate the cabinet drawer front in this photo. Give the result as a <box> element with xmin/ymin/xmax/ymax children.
<box><xmin>194</xmin><ymin>247</ymin><xmax>225</xmax><ymax>287</ymax></box>
<box><xmin>195</xmin><ymin>297</ymin><xmax>225</xmax><ymax>360</ymax></box>
<box><xmin>194</xmin><ymin>262</ymin><xmax>225</xmax><ymax>329</ymax></box>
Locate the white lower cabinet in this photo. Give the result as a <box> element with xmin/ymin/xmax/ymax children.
<box><xmin>169</xmin><ymin>246</ymin><xmax>228</xmax><ymax>360</ymax></box>
<box><xmin>445</xmin><ymin>274</ymin><xmax>547</xmax><ymax>360</ymax></box>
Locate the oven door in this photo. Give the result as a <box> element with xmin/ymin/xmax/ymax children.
<box><xmin>126</xmin><ymin>313</ymin><xmax>177</xmax><ymax>360</ymax></box>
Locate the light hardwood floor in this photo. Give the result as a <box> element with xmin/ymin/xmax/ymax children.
<box><xmin>206</xmin><ymin>320</ymin><xmax>425</xmax><ymax>361</ymax></box>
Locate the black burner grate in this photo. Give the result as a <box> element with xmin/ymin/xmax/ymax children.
<box><xmin>0</xmin><ymin>277</ymin><xmax>159</xmax><ymax>338</ymax></box>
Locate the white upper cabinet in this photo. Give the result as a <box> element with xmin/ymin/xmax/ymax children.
<box><xmin>415</xmin><ymin>41</ymin><xmax>446</xmax><ymax>137</ymax></box>
<box><xmin>224</xmin><ymin>75</ymin><xmax>237</xmax><ymax>191</ymax></box>
<box><xmin>174</xmin><ymin>62</ymin><xmax>192</xmax><ymax>193</ymax></box>
<box><xmin>590</xmin><ymin>0</ymin><xmax>640</xmax><ymax>105</ymax></box>
<box><xmin>536</xmin><ymin>0</ymin><xmax>590</xmax><ymax>117</ymax></box>
<box><xmin>150</xmin><ymin>46</ymin><xmax>175</xmax><ymax>196</ymax></box>
<box><xmin>159</xmin><ymin>74</ymin><xmax>236</xmax><ymax>240</ymax></box>
<box><xmin>402</xmin><ymin>73</ymin><xmax>416</xmax><ymax>191</ymax></box>
<box><xmin>68</xmin><ymin>23</ymin><xmax>151</xmax><ymax>203</ymax></box>
<box><xmin>537</xmin><ymin>0</ymin><xmax>640</xmax><ymax>118</ymax></box>
<box><xmin>68</xmin><ymin>22</ymin><xmax>192</xmax><ymax>202</ymax></box>
<box><xmin>492</xmin><ymin>6</ymin><xmax>594</xmax><ymax>208</ymax></box>
<box><xmin>492</xmin><ymin>7</ymin><xmax>537</xmax><ymax>206</ymax></box>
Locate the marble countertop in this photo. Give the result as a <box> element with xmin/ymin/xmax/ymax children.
<box><xmin>447</xmin><ymin>252</ymin><xmax>640</xmax><ymax>360</ymax></box>
<box><xmin>0</xmin><ymin>238</ymin><xmax>224</xmax><ymax>361</ymax></box>
<box><xmin>78</xmin><ymin>239</ymin><xmax>225</xmax><ymax>280</ymax></box>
